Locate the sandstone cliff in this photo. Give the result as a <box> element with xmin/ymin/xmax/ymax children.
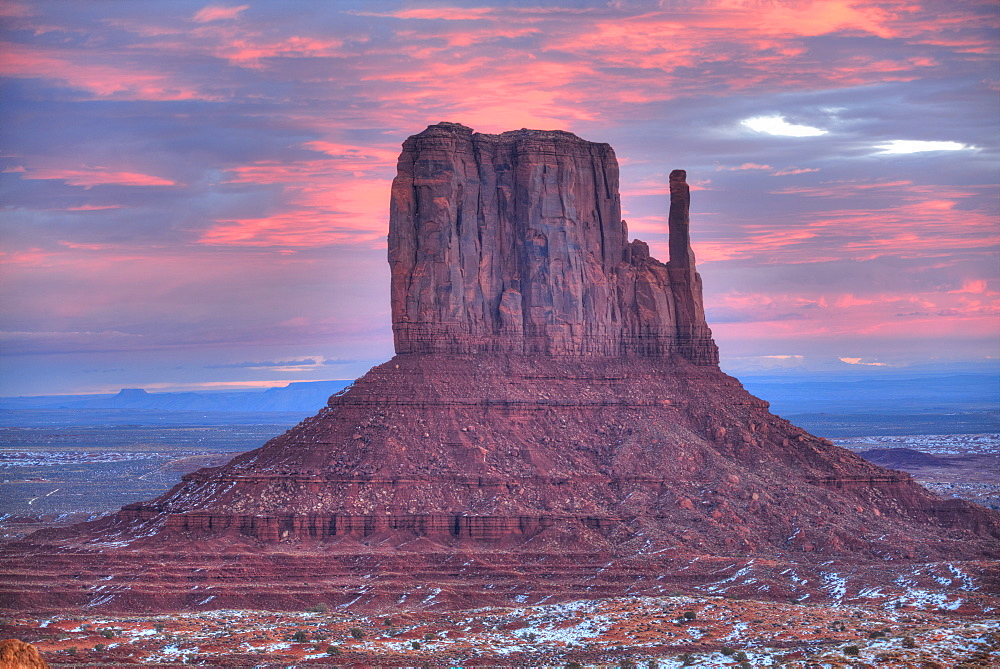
<box><xmin>389</xmin><ymin>122</ymin><xmax>717</xmax><ymax>364</ymax></box>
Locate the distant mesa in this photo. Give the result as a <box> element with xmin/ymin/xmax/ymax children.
<box><xmin>858</xmin><ymin>447</ymin><xmax>958</xmax><ymax>469</ymax></box>
<box><xmin>1</xmin><ymin>122</ymin><xmax>996</xmax><ymax>614</ymax></box>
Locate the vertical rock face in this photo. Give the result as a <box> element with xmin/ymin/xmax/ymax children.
<box><xmin>389</xmin><ymin>122</ymin><xmax>718</xmax><ymax>364</ymax></box>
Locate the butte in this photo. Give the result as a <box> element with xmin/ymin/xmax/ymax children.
<box><xmin>2</xmin><ymin>122</ymin><xmax>997</xmax><ymax>613</ymax></box>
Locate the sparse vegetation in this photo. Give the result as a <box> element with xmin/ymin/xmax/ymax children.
<box><xmin>682</xmin><ymin>610</ymin><xmax>696</xmax><ymax>621</ymax></box>
<box><xmin>291</xmin><ymin>630</ymin><xmax>308</xmax><ymax>643</ymax></box>
<box><xmin>410</xmin><ymin>641</ymin><xmax>421</xmax><ymax>650</ymax></box>
<box><xmin>305</xmin><ymin>603</ymin><xmax>329</xmax><ymax>613</ymax></box>
<box><xmin>844</xmin><ymin>645</ymin><xmax>860</xmax><ymax>656</ymax></box>
<box><xmin>349</xmin><ymin>627</ymin><xmax>365</xmax><ymax>640</ymax></box>
<box><xmin>94</xmin><ymin>643</ymin><xmax>106</xmax><ymax>652</ymax></box>
<box><xmin>325</xmin><ymin>645</ymin><xmax>341</xmax><ymax>656</ymax></box>
<box><xmin>902</xmin><ymin>636</ymin><xmax>917</xmax><ymax>648</ymax></box>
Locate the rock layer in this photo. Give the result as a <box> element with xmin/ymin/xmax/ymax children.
<box><xmin>0</xmin><ymin>124</ymin><xmax>997</xmax><ymax>614</ymax></box>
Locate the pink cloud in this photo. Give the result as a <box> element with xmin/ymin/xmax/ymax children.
<box><xmin>719</xmin><ymin>163</ymin><xmax>772</xmax><ymax>171</ymax></box>
<box><xmin>380</xmin><ymin>7</ymin><xmax>496</xmax><ymax>21</ymax></box>
<box><xmin>949</xmin><ymin>280</ymin><xmax>989</xmax><ymax>295</ymax></box>
<box><xmin>18</xmin><ymin>167</ymin><xmax>175</xmax><ymax>187</ymax></box>
<box><xmin>772</xmin><ymin>167</ymin><xmax>820</xmax><ymax>176</ymax></box>
<box><xmin>0</xmin><ymin>42</ymin><xmax>211</xmax><ymax>100</ymax></box>
<box><xmin>192</xmin><ymin>5</ymin><xmax>249</xmax><ymax>23</ymax></box>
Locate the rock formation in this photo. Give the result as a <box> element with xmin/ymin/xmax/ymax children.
<box><xmin>1</xmin><ymin>123</ymin><xmax>997</xmax><ymax>614</ymax></box>
<box><xmin>388</xmin><ymin>123</ymin><xmax>715</xmax><ymax>363</ymax></box>
<box><xmin>0</xmin><ymin>639</ymin><xmax>48</xmax><ymax>669</ymax></box>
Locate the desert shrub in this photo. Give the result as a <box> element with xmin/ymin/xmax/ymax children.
<box><xmin>100</xmin><ymin>629</ymin><xmax>115</xmax><ymax>639</ymax></box>
<box><xmin>844</xmin><ymin>645</ymin><xmax>860</xmax><ymax>656</ymax></box>
<box><xmin>869</xmin><ymin>630</ymin><xmax>886</xmax><ymax>638</ymax></box>
<box><xmin>305</xmin><ymin>603</ymin><xmax>329</xmax><ymax>613</ymax></box>
<box><xmin>646</xmin><ymin>661</ymin><xmax>658</xmax><ymax>669</ymax></box>
<box><xmin>291</xmin><ymin>630</ymin><xmax>308</xmax><ymax>643</ymax></box>
<box><xmin>738</xmin><ymin>663</ymin><xmax>752</xmax><ymax>669</ymax></box>
<box><xmin>423</xmin><ymin>632</ymin><xmax>438</xmax><ymax>641</ymax></box>
<box><xmin>619</xmin><ymin>660</ymin><xmax>636</xmax><ymax>669</ymax></box>
<box><xmin>564</xmin><ymin>663</ymin><xmax>583</xmax><ymax>669</ymax></box>
<box><xmin>349</xmin><ymin>627</ymin><xmax>365</xmax><ymax>640</ymax></box>
<box><xmin>902</xmin><ymin>636</ymin><xmax>917</xmax><ymax>648</ymax></box>
<box><xmin>325</xmin><ymin>645</ymin><xmax>341</xmax><ymax>656</ymax></box>
<box><xmin>154</xmin><ymin>623</ymin><xmax>165</xmax><ymax>633</ymax></box>
<box><xmin>683</xmin><ymin>611</ymin><xmax>696</xmax><ymax>621</ymax></box>
<box><xmin>410</xmin><ymin>641</ymin><xmax>421</xmax><ymax>650</ymax></box>
<box><xmin>66</xmin><ymin>647</ymin><xmax>77</xmax><ymax>656</ymax></box>
<box><xmin>720</xmin><ymin>646</ymin><xmax>735</xmax><ymax>656</ymax></box>
<box><xmin>677</xmin><ymin>652</ymin><xmax>696</xmax><ymax>666</ymax></box>
<box><xmin>734</xmin><ymin>651</ymin><xmax>748</xmax><ymax>661</ymax></box>
<box><xmin>94</xmin><ymin>643</ymin><xmax>106</xmax><ymax>653</ymax></box>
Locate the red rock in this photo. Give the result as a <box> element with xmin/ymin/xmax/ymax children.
<box><xmin>389</xmin><ymin>123</ymin><xmax>717</xmax><ymax>363</ymax></box>
<box><xmin>0</xmin><ymin>123</ymin><xmax>997</xmax><ymax>614</ymax></box>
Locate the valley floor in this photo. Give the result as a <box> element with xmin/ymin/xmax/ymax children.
<box><xmin>5</xmin><ymin>594</ymin><xmax>997</xmax><ymax>667</ymax></box>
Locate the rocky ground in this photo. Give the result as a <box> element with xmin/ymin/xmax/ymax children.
<box><xmin>5</xmin><ymin>594</ymin><xmax>996</xmax><ymax>667</ymax></box>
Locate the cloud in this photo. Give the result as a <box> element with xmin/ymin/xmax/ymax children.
<box><xmin>874</xmin><ymin>139</ymin><xmax>973</xmax><ymax>154</ymax></box>
<box><xmin>17</xmin><ymin>168</ymin><xmax>175</xmax><ymax>188</ymax></box>
<box><xmin>742</xmin><ymin>116</ymin><xmax>827</xmax><ymax>137</ymax></box>
<box><xmin>720</xmin><ymin>163</ymin><xmax>772</xmax><ymax>171</ymax></box>
<box><xmin>192</xmin><ymin>5</ymin><xmax>249</xmax><ymax>23</ymax></box>
<box><xmin>206</xmin><ymin>358</ymin><xmax>317</xmax><ymax>369</ymax></box>
<box><xmin>948</xmin><ymin>280</ymin><xmax>989</xmax><ymax>295</ymax></box>
<box><xmin>772</xmin><ymin>167</ymin><xmax>820</xmax><ymax>176</ymax></box>
<box><xmin>839</xmin><ymin>357</ymin><xmax>889</xmax><ymax>366</ymax></box>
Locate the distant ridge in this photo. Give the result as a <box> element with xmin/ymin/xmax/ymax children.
<box><xmin>0</xmin><ymin>380</ymin><xmax>353</xmax><ymax>413</ymax></box>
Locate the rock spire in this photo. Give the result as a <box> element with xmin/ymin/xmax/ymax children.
<box><xmin>388</xmin><ymin>122</ymin><xmax>718</xmax><ymax>364</ymax></box>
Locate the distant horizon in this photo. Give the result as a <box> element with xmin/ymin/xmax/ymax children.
<box><xmin>4</xmin><ymin>358</ymin><xmax>998</xmax><ymax>399</ymax></box>
<box><xmin>2</xmin><ymin>1</ymin><xmax>997</xmax><ymax>397</ymax></box>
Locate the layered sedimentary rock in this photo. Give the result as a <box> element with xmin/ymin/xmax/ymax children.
<box><xmin>1</xmin><ymin>123</ymin><xmax>997</xmax><ymax>614</ymax></box>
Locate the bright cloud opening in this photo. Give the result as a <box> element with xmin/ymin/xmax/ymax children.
<box><xmin>875</xmin><ymin>140</ymin><xmax>971</xmax><ymax>154</ymax></box>
<box><xmin>742</xmin><ymin>116</ymin><xmax>827</xmax><ymax>137</ymax></box>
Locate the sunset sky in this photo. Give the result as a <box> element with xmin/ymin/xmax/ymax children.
<box><xmin>1</xmin><ymin>0</ymin><xmax>997</xmax><ymax>396</ymax></box>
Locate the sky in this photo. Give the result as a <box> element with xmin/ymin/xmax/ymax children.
<box><xmin>1</xmin><ymin>0</ymin><xmax>997</xmax><ymax>396</ymax></box>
